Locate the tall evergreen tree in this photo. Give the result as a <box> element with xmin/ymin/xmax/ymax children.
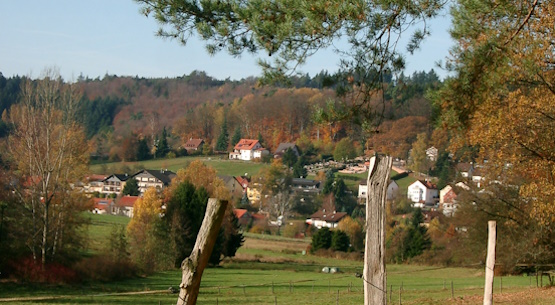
<box><xmin>215</xmin><ymin>119</ymin><xmax>229</xmax><ymax>151</ymax></box>
<box><xmin>157</xmin><ymin>127</ymin><xmax>170</xmax><ymax>158</ymax></box>
<box><xmin>136</xmin><ymin>137</ymin><xmax>151</xmax><ymax>161</ymax></box>
<box><xmin>231</xmin><ymin>126</ymin><xmax>241</xmax><ymax>146</ymax></box>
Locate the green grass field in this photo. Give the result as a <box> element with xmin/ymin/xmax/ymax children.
<box><xmin>89</xmin><ymin>156</ymin><xmax>268</xmax><ymax>177</ymax></box>
<box><xmin>0</xmin><ymin>214</ymin><xmax>552</xmax><ymax>304</ymax></box>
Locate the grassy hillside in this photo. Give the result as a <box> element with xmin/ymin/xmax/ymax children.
<box><xmin>89</xmin><ymin>156</ymin><xmax>268</xmax><ymax>177</ymax></box>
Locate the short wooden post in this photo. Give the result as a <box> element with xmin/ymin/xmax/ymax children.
<box><xmin>500</xmin><ymin>277</ymin><xmax>502</xmax><ymax>293</ymax></box>
<box><xmin>274</xmin><ymin>296</ymin><xmax>277</xmax><ymax>305</ymax></box>
<box><xmin>336</xmin><ymin>290</ymin><xmax>339</xmax><ymax>305</ymax></box>
<box><xmin>398</xmin><ymin>285</ymin><xmax>402</xmax><ymax>305</ymax></box>
<box><xmin>176</xmin><ymin>199</ymin><xmax>228</xmax><ymax>305</ymax></box>
<box><xmin>363</xmin><ymin>155</ymin><xmax>392</xmax><ymax>305</ymax></box>
<box><xmin>483</xmin><ymin>220</ymin><xmax>497</xmax><ymax>305</ymax></box>
<box><xmin>389</xmin><ymin>285</ymin><xmax>392</xmax><ymax>303</ymax></box>
<box><xmin>451</xmin><ymin>281</ymin><xmax>454</xmax><ymax>299</ymax></box>
<box><xmin>242</xmin><ymin>285</ymin><xmax>246</xmax><ymax>295</ymax></box>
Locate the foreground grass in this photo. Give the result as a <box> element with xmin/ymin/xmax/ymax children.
<box><xmin>0</xmin><ymin>264</ymin><xmax>550</xmax><ymax>304</ymax></box>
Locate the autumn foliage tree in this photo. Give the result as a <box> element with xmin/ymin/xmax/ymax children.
<box><xmin>438</xmin><ymin>0</ymin><xmax>555</xmax><ymax>261</ymax></box>
<box><xmin>127</xmin><ymin>187</ymin><xmax>164</xmax><ymax>272</ymax></box>
<box><xmin>7</xmin><ymin>69</ymin><xmax>90</xmax><ymax>267</ymax></box>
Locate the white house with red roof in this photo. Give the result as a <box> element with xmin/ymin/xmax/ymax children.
<box><xmin>407</xmin><ymin>180</ymin><xmax>439</xmax><ymax>208</ymax></box>
<box><xmin>91</xmin><ymin>198</ymin><xmax>115</xmax><ymax>214</ymax></box>
<box><xmin>229</xmin><ymin>139</ymin><xmax>269</xmax><ymax>161</ymax></box>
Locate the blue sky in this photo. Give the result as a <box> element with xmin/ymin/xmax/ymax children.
<box><xmin>0</xmin><ymin>0</ymin><xmax>454</xmax><ymax>81</ymax></box>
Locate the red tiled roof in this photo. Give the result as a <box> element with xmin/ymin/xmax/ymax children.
<box><xmin>234</xmin><ymin>208</ymin><xmax>249</xmax><ymax>219</ymax></box>
<box><xmin>118</xmin><ymin>196</ymin><xmax>139</xmax><ymax>208</ymax></box>
<box><xmin>92</xmin><ymin>198</ymin><xmax>114</xmax><ymax>211</ymax></box>
<box><xmin>234</xmin><ymin>139</ymin><xmax>260</xmax><ymax>151</ymax></box>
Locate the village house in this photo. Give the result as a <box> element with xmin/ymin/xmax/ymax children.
<box><xmin>306</xmin><ymin>209</ymin><xmax>348</xmax><ymax>229</ymax></box>
<box><xmin>229</xmin><ymin>139</ymin><xmax>269</xmax><ymax>161</ymax></box>
<box><xmin>358</xmin><ymin>180</ymin><xmax>399</xmax><ymax>201</ymax></box>
<box><xmin>291</xmin><ymin>178</ymin><xmax>321</xmax><ymax>194</ymax></box>
<box><xmin>101</xmin><ymin>174</ymin><xmax>133</xmax><ymax>196</ymax></box>
<box><xmin>235</xmin><ymin>176</ymin><xmax>250</xmax><ymax>195</ymax></box>
<box><xmin>115</xmin><ymin>195</ymin><xmax>139</xmax><ymax>217</ymax></box>
<box><xmin>91</xmin><ymin>198</ymin><xmax>115</xmax><ymax>214</ymax></box>
<box><xmin>407</xmin><ymin>180</ymin><xmax>439</xmax><ymax>208</ymax></box>
<box><xmin>273</xmin><ymin>143</ymin><xmax>299</xmax><ymax>158</ymax></box>
<box><xmin>183</xmin><ymin>138</ymin><xmax>204</xmax><ymax>153</ymax></box>
<box><xmin>426</xmin><ymin>146</ymin><xmax>439</xmax><ymax>162</ymax></box>
<box><xmin>233</xmin><ymin>208</ymin><xmax>252</xmax><ymax>227</ymax></box>
<box><xmin>219</xmin><ymin>175</ymin><xmax>244</xmax><ymax>201</ymax></box>
<box><xmin>439</xmin><ymin>182</ymin><xmax>469</xmax><ymax>217</ymax></box>
<box><xmin>82</xmin><ymin>174</ymin><xmax>106</xmax><ymax>194</ymax></box>
<box><xmin>133</xmin><ymin>169</ymin><xmax>176</xmax><ymax>194</ymax></box>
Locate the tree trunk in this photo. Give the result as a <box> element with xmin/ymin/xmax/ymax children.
<box><xmin>176</xmin><ymin>199</ymin><xmax>228</xmax><ymax>305</ymax></box>
<box><xmin>364</xmin><ymin>155</ymin><xmax>392</xmax><ymax>305</ymax></box>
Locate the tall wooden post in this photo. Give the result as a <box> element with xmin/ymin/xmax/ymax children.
<box><xmin>364</xmin><ymin>155</ymin><xmax>392</xmax><ymax>305</ymax></box>
<box><xmin>177</xmin><ymin>199</ymin><xmax>228</xmax><ymax>305</ymax></box>
<box><xmin>483</xmin><ymin>220</ymin><xmax>497</xmax><ymax>305</ymax></box>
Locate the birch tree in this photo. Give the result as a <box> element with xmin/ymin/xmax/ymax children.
<box><xmin>7</xmin><ymin>69</ymin><xmax>89</xmax><ymax>266</ymax></box>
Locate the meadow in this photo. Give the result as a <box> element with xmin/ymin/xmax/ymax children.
<box><xmin>0</xmin><ymin>214</ymin><xmax>552</xmax><ymax>305</ymax></box>
<box><xmin>89</xmin><ymin>155</ymin><xmax>268</xmax><ymax>177</ymax></box>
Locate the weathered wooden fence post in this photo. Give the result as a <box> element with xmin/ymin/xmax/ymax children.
<box><xmin>364</xmin><ymin>155</ymin><xmax>392</xmax><ymax>305</ymax></box>
<box><xmin>483</xmin><ymin>220</ymin><xmax>497</xmax><ymax>305</ymax></box>
<box><xmin>176</xmin><ymin>198</ymin><xmax>228</xmax><ymax>305</ymax></box>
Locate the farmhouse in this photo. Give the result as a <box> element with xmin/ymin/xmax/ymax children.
<box><xmin>229</xmin><ymin>139</ymin><xmax>269</xmax><ymax>161</ymax></box>
<box><xmin>183</xmin><ymin>138</ymin><xmax>204</xmax><ymax>152</ymax></box>
<box><xmin>306</xmin><ymin>209</ymin><xmax>348</xmax><ymax>229</ymax></box>
<box><xmin>273</xmin><ymin>143</ymin><xmax>299</xmax><ymax>158</ymax></box>
<box><xmin>407</xmin><ymin>180</ymin><xmax>439</xmax><ymax>208</ymax></box>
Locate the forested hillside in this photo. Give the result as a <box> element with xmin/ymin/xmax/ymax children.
<box><xmin>0</xmin><ymin>69</ymin><xmax>441</xmax><ymax>162</ymax></box>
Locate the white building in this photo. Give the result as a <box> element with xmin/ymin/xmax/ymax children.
<box><xmin>407</xmin><ymin>180</ymin><xmax>439</xmax><ymax>208</ymax></box>
<box><xmin>229</xmin><ymin>139</ymin><xmax>269</xmax><ymax>161</ymax></box>
<box><xmin>358</xmin><ymin>180</ymin><xmax>399</xmax><ymax>201</ymax></box>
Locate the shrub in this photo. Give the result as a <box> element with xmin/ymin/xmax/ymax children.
<box><xmin>331</xmin><ymin>230</ymin><xmax>350</xmax><ymax>252</ymax></box>
<box><xmin>311</xmin><ymin>227</ymin><xmax>332</xmax><ymax>252</ymax></box>
<box><xmin>9</xmin><ymin>257</ymin><xmax>78</xmax><ymax>284</ymax></box>
<box><xmin>73</xmin><ymin>256</ymin><xmax>137</xmax><ymax>282</ymax></box>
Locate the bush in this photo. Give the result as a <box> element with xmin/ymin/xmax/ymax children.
<box><xmin>311</xmin><ymin>227</ymin><xmax>332</xmax><ymax>252</ymax></box>
<box><xmin>331</xmin><ymin>230</ymin><xmax>350</xmax><ymax>252</ymax></box>
<box><xmin>281</xmin><ymin>222</ymin><xmax>305</xmax><ymax>238</ymax></box>
<box><xmin>73</xmin><ymin>256</ymin><xmax>137</xmax><ymax>282</ymax></box>
<box><xmin>9</xmin><ymin>257</ymin><xmax>78</xmax><ymax>284</ymax></box>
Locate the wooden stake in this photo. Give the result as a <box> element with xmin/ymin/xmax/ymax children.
<box><xmin>483</xmin><ymin>220</ymin><xmax>497</xmax><ymax>305</ymax></box>
<box><xmin>451</xmin><ymin>281</ymin><xmax>454</xmax><ymax>299</ymax></box>
<box><xmin>363</xmin><ymin>155</ymin><xmax>392</xmax><ymax>305</ymax></box>
<box><xmin>176</xmin><ymin>199</ymin><xmax>228</xmax><ymax>305</ymax></box>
